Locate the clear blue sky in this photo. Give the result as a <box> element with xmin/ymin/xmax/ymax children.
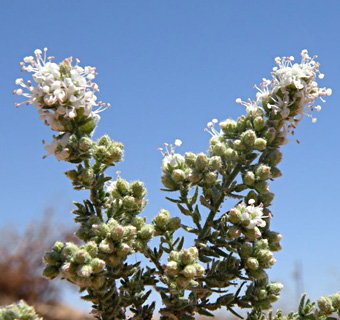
<box><xmin>1</xmin><ymin>0</ymin><xmax>340</xmax><ymax>313</ymax></box>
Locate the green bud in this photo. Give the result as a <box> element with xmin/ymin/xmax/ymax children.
<box><xmin>241</xmin><ymin>130</ymin><xmax>256</xmax><ymax>147</ymax></box>
<box><xmin>227</xmin><ymin>207</ymin><xmax>241</xmax><ymax>224</ymax></box>
<box><xmin>330</xmin><ymin>293</ymin><xmax>340</xmax><ymax>309</ymax></box>
<box><xmin>63</xmin><ymin>242</ymin><xmax>79</xmax><ymax>257</ymax></box>
<box><xmin>122</xmin><ymin>196</ymin><xmax>136</xmax><ymax>211</ymax></box>
<box><xmin>233</xmin><ymin>140</ymin><xmax>246</xmax><ymax>151</ymax></box>
<box><xmin>182</xmin><ymin>265</ymin><xmax>197</xmax><ymax>279</ymax></box>
<box><xmin>212</xmin><ymin>143</ymin><xmax>227</xmax><ymax>156</ymax></box>
<box><xmin>253</xmin><ymin>116</ymin><xmax>266</xmax><ymax>131</ymax></box>
<box><xmin>184</xmin><ymin>152</ymin><xmax>197</xmax><ymax>167</ymax></box>
<box><xmin>254</xmin><ymin>239</ymin><xmax>269</xmax><ymax>250</ymax></box>
<box><xmin>90</xmin><ymin>258</ymin><xmax>105</xmax><ymax>273</ymax></box>
<box><xmin>224</xmin><ymin>148</ymin><xmax>238</xmax><ymax>161</ymax></box>
<box><xmin>53</xmin><ymin>241</ymin><xmax>65</xmax><ymax>254</ymax></box>
<box><xmin>267</xmin><ymin>149</ymin><xmax>282</xmax><ymax>167</ymax></box>
<box><xmin>243</xmin><ymin>171</ymin><xmax>255</xmax><ymax>186</ymax></box>
<box><xmin>79</xmin><ymin>168</ymin><xmax>93</xmax><ymax>183</ymax></box>
<box><xmin>77</xmin><ymin>264</ymin><xmax>93</xmax><ymax>278</ymax></box>
<box><xmin>258</xmin><ymin>289</ymin><xmax>268</xmax><ymax>300</ymax></box>
<box><xmin>99</xmin><ymin>239</ymin><xmax>114</xmax><ymax>254</ymax></box>
<box><xmin>107</xmin><ymin>144</ymin><xmax>124</xmax><ymax>163</ymax></box>
<box><xmin>271</xmin><ymin>167</ymin><xmax>282</xmax><ymax>178</ymax></box>
<box><xmin>204</xmin><ymin>172</ymin><xmax>217</xmax><ymax>184</ymax></box>
<box><xmin>80</xmin><ymin>117</ymin><xmax>97</xmax><ymax>134</ymax></box>
<box><xmin>209</xmin><ymin>156</ymin><xmax>221</xmax><ymax>170</ymax></box>
<box><xmin>132</xmin><ymin>217</ymin><xmax>145</xmax><ymax>230</ymax></box>
<box><xmin>79</xmin><ymin>137</ymin><xmax>93</xmax><ymax>152</ymax></box>
<box><xmin>43</xmin><ymin>251</ymin><xmax>61</xmax><ymax>266</ymax></box>
<box><xmin>267</xmin><ymin>282</ymin><xmax>283</xmax><ymax>295</ymax></box>
<box><xmin>161</xmin><ymin>175</ymin><xmax>178</xmax><ymax>190</ymax></box>
<box><xmin>130</xmin><ymin>181</ymin><xmax>146</xmax><ymax>200</ymax></box>
<box><xmin>254</xmin><ymin>138</ymin><xmax>267</xmax><ymax>151</ymax></box>
<box><xmin>171</xmin><ymin>169</ymin><xmax>186</xmax><ymax>183</ymax></box>
<box><xmin>167</xmin><ymin>217</ymin><xmax>181</xmax><ymax>232</ymax></box>
<box><xmin>123</xmin><ymin>226</ymin><xmax>137</xmax><ymax>240</ymax></box>
<box><xmin>220</xmin><ymin>119</ymin><xmax>237</xmax><ymax>136</ymax></box>
<box><xmin>246</xmin><ymin>257</ymin><xmax>259</xmax><ymax>270</ymax></box>
<box><xmin>268</xmin><ymin>294</ymin><xmax>279</xmax><ymax>303</ymax></box>
<box><xmin>166</xmin><ymin>261</ymin><xmax>180</xmax><ymax>275</ymax></box>
<box><xmin>255</xmin><ymin>165</ymin><xmax>271</xmax><ymax>181</ymax></box>
<box><xmin>139</xmin><ymin>224</ymin><xmax>154</xmax><ymax>240</ymax></box>
<box><xmin>257</xmin><ymin>250</ymin><xmax>274</xmax><ymax>264</ymax></box>
<box><xmin>227</xmin><ymin>225</ymin><xmax>241</xmax><ymax>238</ymax></box>
<box><xmin>188</xmin><ymin>172</ymin><xmax>202</xmax><ymax>184</ymax></box>
<box><xmin>98</xmin><ymin>135</ymin><xmax>111</xmax><ymax>146</ymax></box>
<box><xmin>153</xmin><ymin>209</ymin><xmax>171</xmax><ymax>229</ymax></box>
<box><xmin>42</xmin><ymin>265</ymin><xmax>60</xmax><ymax>279</ymax></box>
<box><xmin>181</xmin><ymin>247</ymin><xmax>197</xmax><ymax>265</ymax></box>
<box><xmin>116</xmin><ymin>179</ymin><xmax>129</xmax><ymax>196</ymax></box>
<box><xmin>264</xmin><ymin>127</ymin><xmax>276</xmax><ymax>143</ymax></box>
<box><xmin>116</xmin><ymin>243</ymin><xmax>131</xmax><ymax>256</ymax></box>
<box><xmin>240</xmin><ymin>243</ymin><xmax>253</xmax><ymax>258</ymax></box>
<box><xmin>73</xmin><ymin>250</ymin><xmax>91</xmax><ymax>264</ymax></box>
<box><xmin>249</xmin><ymin>269</ymin><xmax>267</xmax><ymax>280</ymax></box>
<box><xmin>254</xmin><ymin>181</ymin><xmax>269</xmax><ymax>194</ymax></box>
<box><xmin>112</xmin><ymin>226</ymin><xmax>125</xmax><ymax>241</ymax></box>
<box><xmin>169</xmin><ymin>251</ymin><xmax>181</xmax><ymax>262</ymax></box>
<box><xmin>195</xmin><ymin>153</ymin><xmax>209</xmax><ymax>171</ymax></box>
<box><xmin>317</xmin><ymin>296</ymin><xmax>334</xmax><ymax>315</ymax></box>
<box><xmin>237</xmin><ymin>115</ymin><xmax>247</xmax><ymax>132</ymax></box>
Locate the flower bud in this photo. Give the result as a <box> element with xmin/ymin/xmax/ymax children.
<box><xmin>73</xmin><ymin>250</ymin><xmax>91</xmax><ymax>264</ymax></box>
<box><xmin>123</xmin><ymin>226</ymin><xmax>137</xmax><ymax>240</ymax></box>
<box><xmin>63</xmin><ymin>242</ymin><xmax>78</xmax><ymax>257</ymax></box>
<box><xmin>171</xmin><ymin>169</ymin><xmax>186</xmax><ymax>183</ymax></box>
<box><xmin>240</xmin><ymin>243</ymin><xmax>253</xmax><ymax>258</ymax></box>
<box><xmin>132</xmin><ymin>217</ymin><xmax>145</xmax><ymax>230</ymax></box>
<box><xmin>204</xmin><ymin>172</ymin><xmax>217</xmax><ymax>184</ymax></box>
<box><xmin>255</xmin><ymin>165</ymin><xmax>271</xmax><ymax>181</ymax></box>
<box><xmin>77</xmin><ymin>264</ymin><xmax>93</xmax><ymax>278</ymax></box>
<box><xmin>212</xmin><ymin>143</ymin><xmax>227</xmax><ymax>156</ymax></box>
<box><xmin>254</xmin><ymin>138</ymin><xmax>267</xmax><ymax>151</ymax></box>
<box><xmin>228</xmin><ymin>207</ymin><xmax>241</xmax><ymax>224</ymax></box>
<box><xmin>245</xmin><ymin>190</ymin><xmax>258</xmax><ymax>205</ymax></box>
<box><xmin>79</xmin><ymin>137</ymin><xmax>93</xmax><ymax>152</ymax></box>
<box><xmin>227</xmin><ymin>225</ymin><xmax>241</xmax><ymax>238</ymax></box>
<box><xmin>166</xmin><ymin>261</ymin><xmax>180</xmax><ymax>276</ymax></box>
<box><xmin>116</xmin><ymin>243</ymin><xmax>131</xmax><ymax>256</ymax></box>
<box><xmin>224</xmin><ymin>148</ymin><xmax>238</xmax><ymax>161</ymax></box>
<box><xmin>257</xmin><ymin>250</ymin><xmax>274</xmax><ymax>265</ymax></box>
<box><xmin>195</xmin><ymin>153</ymin><xmax>209</xmax><ymax>171</ymax></box>
<box><xmin>237</xmin><ymin>116</ymin><xmax>247</xmax><ymax>131</ymax></box>
<box><xmin>42</xmin><ymin>266</ymin><xmax>59</xmax><ymax>279</ymax></box>
<box><xmin>107</xmin><ymin>145</ymin><xmax>123</xmax><ymax>163</ymax></box>
<box><xmin>241</xmin><ymin>130</ymin><xmax>256</xmax><ymax>147</ymax></box>
<box><xmin>80</xmin><ymin>117</ymin><xmax>97</xmax><ymax>134</ymax></box>
<box><xmin>153</xmin><ymin>209</ymin><xmax>171</xmax><ymax>229</ymax></box>
<box><xmin>253</xmin><ymin>116</ymin><xmax>265</xmax><ymax>131</ymax></box>
<box><xmin>98</xmin><ymin>135</ymin><xmax>111</xmax><ymax>146</ymax></box>
<box><xmin>53</xmin><ymin>241</ymin><xmax>65</xmax><ymax>254</ymax></box>
<box><xmin>254</xmin><ymin>239</ymin><xmax>269</xmax><ymax>250</ymax></box>
<box><xmin>182</xmin><ymin>265</ymin><xmax>197</xmax><ymax>279</ymax></box>
<box><xmin>84</xmin><ymin>241</ymin><xmax>98</xmax><ymax>257</ymax></box>
<box><xmin>116</xmin><ymin>179</ymin><xmax>129</xmax><ymax>196</ymax></box>
<box><xmin>99</xmin><ymin>239</ymin><xmax>114</xmax><ymax>254</ymax></box>
<box><xmin>169</xmin><ymin>250</ymin><xmax>180</xmax><ymax>262</ymax></box>
<box><xmin>181</xmin><ymin>247</ymin><xmax>197</xmax><ymax>265</ymax></box>
<box><xmin>267</xmin><ymin>282</ymin><xmax>283</xmax><ymax>295</ymax></box>
<box><xmin>246</xmin><ymin>257</ymin><xmax>259</xmax><ymax>270</ymax></box>
<box><xmin>317</xmin><ymin>296</ymin><xmax>334</xmax><ymax>315</ymax></box>
<box><xmin>161</xmin><ymin>175</ymin><xmax>178</xmax><ymax>189</ymax></box>
<box><xmin>264</xmin><ymin>128</ymin><xmax>276</xmax><ymax>143</ymax></box>
<box><xmin>195</xmin><ymin>263</ymin><xmax>205</xmax><ymax>277</ymax></box>
<box><xmin>330</xmin><ymin>293</ymin><xmax>340</xmax><ymax>309</ymax></box>
<box><xmin>184</xmin><ymin>152</ymin><xmax>197</xmax><ymax>167</ymax></box>
<box><xmin>90</xmin><ymin>258</ymin><xmax>105</xmax><ymax>273</ymax></box>
<box><xmin>130</xmin><ymin>181</ymin><xmax>146</xmax><ymax>200</ymax></box>
<box><xmin>243</xmin><ymin>171</ymin><xmax>255</xmax><ymax>186</ymax></box>
<box><xmin>220</xmin><ymin>119</ymin><xmax>237</xmax><ymax>136</ymax></box>
<box><xmin>209</xmin><ymin>156</ymin><xmax>221</xmax><ymax>170</ymax></box>
<box><xmin>112</xmin><ymin>226</ymin><xmax>125</xmax><ymax>241</ymax></box>
<box><xmin>267</xmin><ymin>149</ymin><xmax>282</xmax><ymax>166</ymax></box>
<box><xmin>122</xmin><ymin>196</ymin><xmax>136</xmax><ymax>211</ymax></box>
<box><xmin>139</xmin><ymin>224</ymin><xmax>154</xmax><ymax>240</ymax></box>
<box><xmin>254</xmin><ymin>181</ymin><xmax>269</xmax><ymax>194</ymax></box>
<box><xmin>167</xmin><ymin>217</ymin><xmax>181</xmax><ymax>232</ymax></box>
<box><xmin>233</xmin><ymin>140</ymin><xmax>246</xmax><ymax>151</ymax></box>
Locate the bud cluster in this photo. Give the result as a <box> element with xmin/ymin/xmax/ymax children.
<box><xmin>106</xmin><ymin>179</ymin><xmax>148</xmax><ymax>217</ymax></box>
<box><xmin>42</xmin><ymin>241</ymin><xmax>106</xmax><ymax>290</ymax></box>
<box><xmin>240</xmin><ymin>239</ymin><xmax>277</xmax><ymax>279</ymax></box>
<box><xmin>245</xmin><ymin>279</ymin><xmax>283</xmax><ymax>310</ymax></box>
<box><xmin>0</xmin><ymin>301</ymin><xmax>42</xmax><ymax>320</ymax></box>
<box><xmin>317</xmin><ymin>293</ymin><xmax>340</xmax><ymax>316</ymax></box>
<box><xmin>164</xmin><ymin>247</ymin><xmax>205</xmax><ymax>292</ymax></box>
<box><xmin>153</xmin><ymin>209</ymin><xmax>181</xmax><ymax>235</ymax></box>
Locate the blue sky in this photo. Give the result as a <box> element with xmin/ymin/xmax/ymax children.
<box><xmin>1</xmin><ymin>0</ymin><xmax>340</xmax><ymax>313</ymax></box>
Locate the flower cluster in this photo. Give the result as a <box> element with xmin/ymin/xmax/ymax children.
<box><xmin>14</xmin><ymin>49</ymin><xmax>110</xmax><ymax>160</ymax></box>
<box><xmin>164</xmin><ymin>247</ymin><xmax>205</xmax><ymax>292</ymax></box>
<box><xmin>153</xmin><ymin>209</ymin><xmax>181</xmax><ymax>235</ymax></box>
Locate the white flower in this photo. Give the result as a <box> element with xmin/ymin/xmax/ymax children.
<box><xmin>161</xmin><ymin>153</ymin><xmax>184</xmax><ymax>171</ymax></box>
<box><xmin>44</xmin><ymin>133</ymin><xmax>71</xmax><ymax>161</ymax></box>
<box><xmin>244</xmin><ymin>202</ymin><xmax>266</xmax><ymax>230</ymax></box>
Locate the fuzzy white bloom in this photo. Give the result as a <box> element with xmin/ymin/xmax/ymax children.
<box><xmin>243</xmin><ymin>201</ymin><xmax>266</xmax><ymax>230</ymax></box>
<box><xmin>14</xmin><ymin>49</ymin><xmax>107</xmax><ymax>132</ymax></box>
<box><xmin>161</xmin><ymin>153</ymin><xmax>184</xmax><ymax>171</ymax></box>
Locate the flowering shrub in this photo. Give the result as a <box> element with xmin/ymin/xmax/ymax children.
<box><xmin>4</xmin><ymin>48</ymin><xmax>339</xmax><ymax>320</ymax></box>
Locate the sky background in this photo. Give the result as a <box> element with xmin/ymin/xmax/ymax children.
<box><xmin>1</xmin><ymin>0</ymin><xmax>340</xmax><ymax>315</ymax></box>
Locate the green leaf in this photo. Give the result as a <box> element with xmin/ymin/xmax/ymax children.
<box><xmin>176</xmin><ymin>237</ymin><xmax>185</xmax><ymax>251</ymax></box>
<box><xmin>197</xmin><ymin>308</ymin><xmax>214</xmax><ymax>317</ymax></box>
<box><xmin>177</xmin><ymin>204</ymin><xmax>192</xmax><ymax>216</ymax></box>
<box><xmin>189</xmin><ymin>186</ymin><xmax>199</xmax><ymax>206</ymax></box>
<box><xmin>165</xmin><ymin>196</ymin><xmax>184</xmax><ymax>204</ymax></box>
